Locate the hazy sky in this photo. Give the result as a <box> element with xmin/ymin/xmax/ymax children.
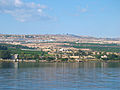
<box><xmin>0</xmin><ymin>0</ymin><xmax>120</xmax><ymax>38</ymax></box>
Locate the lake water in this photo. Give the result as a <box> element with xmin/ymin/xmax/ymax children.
<box><xmin>0</xmin><ymin>62</ymin><xmax>120</xmax><ymax>90</ymax></box>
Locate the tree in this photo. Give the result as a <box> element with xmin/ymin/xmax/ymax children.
<box><xmin>0</xmin><ymin>45</ymin><xmax>8</xmax><ymax>50</ymax></box>
<box><xmin>46</xmin><ymin>57</ymin><xmax>55</xmax><ymax>61</ymax></box>
<box><xmin>77</xmin><ymin>50</ymin><xmax>86</xmax><ymax>59</ymax></box>
<box><xmin>107</xmin><ymin>54</ymin><xmax>119</xmax><ymax>60</ymax></box>
<box><xmin>0</xmin><ymin>50</ymin><xmax>11</xmax><ymax>59</ymax></box>
<box><xmin>95</xmin><ymin>54</ymin><xmax>102</xmax><ymax>59</ymax></box>
<box><xmin>34</xmin><ymin>54</ymin><xmax>40</xmax><ymax>59</ymax></box>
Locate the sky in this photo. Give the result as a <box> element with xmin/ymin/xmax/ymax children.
<box><xmin>0</xmin><ymin>0</ymin><xmax>120</xmax><ymax>38</ymax></box>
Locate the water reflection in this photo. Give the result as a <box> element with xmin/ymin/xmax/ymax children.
<box><xmin>0</xmin><ymin>62</ymin><xmax>120</xmax><ymax>69</ymax></box>
<box><xmin>0</xmin><ymin>62</ymin><xmax>120</xmax><ymax>90</ymax></box>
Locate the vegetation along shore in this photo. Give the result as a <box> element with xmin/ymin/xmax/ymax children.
<box><xmin>0</xmin><ymin>42</ymin><xmax>120</xmax><ymax>63</ymax></box>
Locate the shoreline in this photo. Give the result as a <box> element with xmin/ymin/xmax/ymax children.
<box><xmin>0</xmin><ymin>59</ymin><xmax>120</xmax><ymax>63</ymax></box>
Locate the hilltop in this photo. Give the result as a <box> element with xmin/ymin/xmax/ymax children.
<box><xmin>0</xmin><ymin>34</ymin><xmax>120</xmax><ymax>44</ymax></box>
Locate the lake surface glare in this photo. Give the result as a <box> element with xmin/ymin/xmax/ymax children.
<box><xmin>0</xmin><ymin>62</ymin><xmax>120</xmax><ymax>90</ymax></box>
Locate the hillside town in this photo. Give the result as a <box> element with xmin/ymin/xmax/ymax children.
<box><xmin>0</xmin><ymin>34</ymin><xmax>120</xmax><ymax>62</ymax></box>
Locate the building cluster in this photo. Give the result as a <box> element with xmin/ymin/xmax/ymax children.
<box><xmin>37</xmin><ymin>46</ymin><xmax>120</xmax><ymax>61</ymax></box>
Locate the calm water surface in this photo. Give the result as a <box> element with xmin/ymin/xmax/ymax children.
<box><xmin>0</xmin><ymin>62</ymin><xmax>120</xmax><ymax>90</ymax></box>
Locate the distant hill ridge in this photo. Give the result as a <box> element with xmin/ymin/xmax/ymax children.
<box><xmin>0</xmin><ymin>34</ymin><xmax>120</xmax><ymax>41</ymax></box>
